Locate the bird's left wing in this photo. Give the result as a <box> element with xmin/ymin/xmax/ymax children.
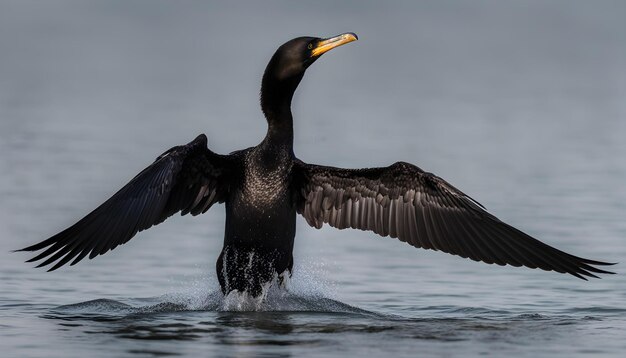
<box><xmin>19</xmin><ymin>134</ymin><xmax>231</xmax><ymax>271</ymax></box>
<box><xmin>293</xmin><ymin>160</ymin><xmax>614</xmax><ymax>279</ymax></box>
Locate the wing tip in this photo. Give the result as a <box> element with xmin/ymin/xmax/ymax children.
<box><xmin>576</xmin><ymin>258</ymin><xmax>617</xmax><ymax>277</ymax></box>
<box><xmin>570</xmin><ymin>266</ymin><xmax>615</xmax><ymax>280</ymax></box>
<box><xmin>16</xmin><ymin>242</ymin><xmax>50</xmax><ymax>252</ymax></box>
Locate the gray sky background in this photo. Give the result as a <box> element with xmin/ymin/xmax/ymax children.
<box><xmin>1</xmin><ymin>1</ymin><xmax>623</xmax><ymax>152</ymax></box>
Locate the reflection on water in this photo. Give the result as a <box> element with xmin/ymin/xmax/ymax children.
<box><xmin>1</xmin><ymin>1</ymin><xmax>625</xmax><ymax>358</ymax></box>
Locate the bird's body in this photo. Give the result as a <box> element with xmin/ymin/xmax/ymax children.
<box><xmin>19</xmin><ymin>33</ymin><xmax>614</xmax><ymax>297</ymax></box>
<box><xmin>218</xmin><ymin>145</ymin><xmax>297</xmax><ymax>295</ymax></box>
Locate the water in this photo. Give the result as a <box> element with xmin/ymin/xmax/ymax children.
<box><xmin>1</xmin><ymin>1</ymin><xmax>625</xmax><ymax>357</ymax></box>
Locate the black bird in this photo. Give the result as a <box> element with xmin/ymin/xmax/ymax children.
<box><xmin>19</xmin><ymin>33</ymin><xmax>614</xmax><ymax>296</ymax></box>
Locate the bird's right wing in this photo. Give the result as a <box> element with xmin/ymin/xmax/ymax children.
<box><xmin>19</xmin><ymin>134</ymin><xmax>231</xmax><ymax>271</ymax></box>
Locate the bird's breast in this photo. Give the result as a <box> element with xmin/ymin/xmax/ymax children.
<box><xmin>238</xmin><ymin>149</ymin><xmax>293</xmax><ymax>210</ymax></box>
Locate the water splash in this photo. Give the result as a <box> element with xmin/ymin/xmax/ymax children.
<box><xmin>51</xmin><ymin>259</ymin><xmax>370</xmax><ymax>316</ymax></box>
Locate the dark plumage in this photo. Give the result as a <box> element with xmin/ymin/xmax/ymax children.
<box><xmin>19</xmin><ymin>33</ymin><xmax>614</xmax><ymax>296</ymax></box>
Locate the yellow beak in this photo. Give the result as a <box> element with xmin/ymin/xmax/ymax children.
<box><xmin>311</xmin><ymin>33</ymin><xmax>358</xmax><ymax>57</ymax></box>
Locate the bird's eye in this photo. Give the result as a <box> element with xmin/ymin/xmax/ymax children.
<box><xmin>307</xmin><ymin>43</ymin><xmax>313</xmax><ymax>50</ymax></box>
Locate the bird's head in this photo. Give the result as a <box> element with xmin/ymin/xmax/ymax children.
<box><xmin>261</xmin><ymin>33</ymin><xmax>358</xmax><ymax>117</ymax></box>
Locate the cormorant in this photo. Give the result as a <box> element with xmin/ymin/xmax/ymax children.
<box><xmin>19</xmin><ymin>33</ymin><xmax>614</xmax><ymax>297</ymax></box>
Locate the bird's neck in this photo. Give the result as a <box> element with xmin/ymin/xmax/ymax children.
<box><xmin>264</xmin><ymin>108</ymin><xmax>294</xmax><ymax>147</ymax></box>
<box><xmin>260</xmin><ymin>76</ymin><xmax>300</xmax><ymax>150</ymax></box>
<box><xmin>259</xmin><ymin>102</ymin><xmax>295</xmax><ymax>167</ymax></box>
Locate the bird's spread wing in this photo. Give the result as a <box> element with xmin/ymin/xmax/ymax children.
<box><xmin>19</xmin><ymin>134</ymin><xmax>230</xmax><ymax>271</ymax></box>
<box><xmin>293</xmin><ymin>160</ymin><xmax>614</xmax><ymax>279</ymax></box>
